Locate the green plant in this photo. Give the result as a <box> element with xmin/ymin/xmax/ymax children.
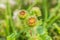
<box><xmin>0</xmin><ymin>0</ymin><xmax>60</xmax><ymax>40</ymax></box>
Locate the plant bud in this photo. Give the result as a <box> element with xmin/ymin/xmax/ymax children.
<box><xmin>27</xmin><ymin>17</ymin><xmax>37</xmax><ymax>27</ymax></box>
<box><xmin>31</xmin><ymin>7</ymin><xmax>42</xmax><ymax>17</ymax></box>
<box><xmin>18</xmin><ymin>10</ymin><xmax>27</xmax><ymax>19</ymax></box>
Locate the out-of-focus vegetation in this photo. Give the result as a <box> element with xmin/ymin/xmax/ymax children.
<box><xmin>0</xmin><ymin>0</ymin><xmax>60</xmax><ymax>40</ymax></box>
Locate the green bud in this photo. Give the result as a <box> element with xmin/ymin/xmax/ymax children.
<box><xmin>18</xmin><ymin>10</ymin><xmax>27</xmax><ymax>19</ymax></box>
<box><xmin>30</xmin><ymin>7</ymin><xmax>42</xmax><ymax>17</ymax></box>
<box><xmin>27</xmin><ymin>16</ymin><xmax>37</xmax><ymax>27</ymax></box>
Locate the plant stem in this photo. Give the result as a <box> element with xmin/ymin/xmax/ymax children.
<box><xmin>47</xmin><ymin>0</ymin><xmax>60</xmax><ymax>28</ymax></box>
<box><xmin>6</xmin><ymin>0</ymin><xmax>15</xmax><ymax>33</ymax></box>
<box><xmin>42</xmin><ymin>0</ymin><xmax>48</xmax><ymax>27</ymax></box>
<box><xmin>6</xmin><ymin>0</ymin><xmax>16</xmax><ymax>40</ymax></box>
<box><xmin>27</xmin><ymin>3</ymin><xmax>36</xmax><ymax>11</ymax></box>
<box><xmin>5</xmin><ymin>6</ymin><xmax>10</xmax><ymax>36</ymax></box>
<box><xmin>27</xmin><ymin>0</ymin><xmax>37</xmax><ymax>11</ymax></box>
<box><xmin>47</xmin><ymin>14</ymin><xmax>60</xmax><ymax>28</ymax></box>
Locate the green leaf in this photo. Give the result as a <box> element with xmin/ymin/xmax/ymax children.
<box><xmin>7</xmin><ymin>33</ymin><xmax>16</xmax><ymax>40</ymax></box>
<box><xmin>37</xmin><ymin>26</ymin><xmax>46</xmax><ymax>35</ymax></box>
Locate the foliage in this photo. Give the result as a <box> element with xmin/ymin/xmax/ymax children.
<box><xmin>0</xmin><ymin>0</ymin><xmax>60</xmax><ymax>40</ymax></box>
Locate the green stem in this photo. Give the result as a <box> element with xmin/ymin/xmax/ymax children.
<box><xmin>6</xmin><ymin>0</ymin><xmax>16</xmax><ymax>40</ymax></box>
<box><xmin>27</xmin><ymin>3</ymin><xmax>36</xmax><ymax>11</ymax></box>
<box><xmin>52</xmin><ymin>0</ymin><xmax>60</xmax><ymax>12</ymax></box>
<box><xmin>47</xmin><ymin>14</ymin><xmax>60</xmax><ymax>28</ymax></box>
<box><xmin>42</xmin><ymin>0</ymin><xmax>48</xmax><ymax>27</ymax></box>
<box><xmin>5</xmin><ymin>7</ymin><xmax>10</xmax><ymax>36</ymax></box>
<box><xmin>6</xmin><ymin>1</ymin><xmax>15</xmax><ymax>33</ymax></box>
<box><xmin>7</xmin><ymin>33</ymin><xmax>16</xmax><ymax>40</ymax></box>
<box><xmin>47</xmin><ymin>0</ymin><xmax>60</xmax><ymax>28</ymax></box>
<box><xmin>27</xmin><ymin>0</ymin><xmax>37</xmax><ymax>11</ymax></box>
